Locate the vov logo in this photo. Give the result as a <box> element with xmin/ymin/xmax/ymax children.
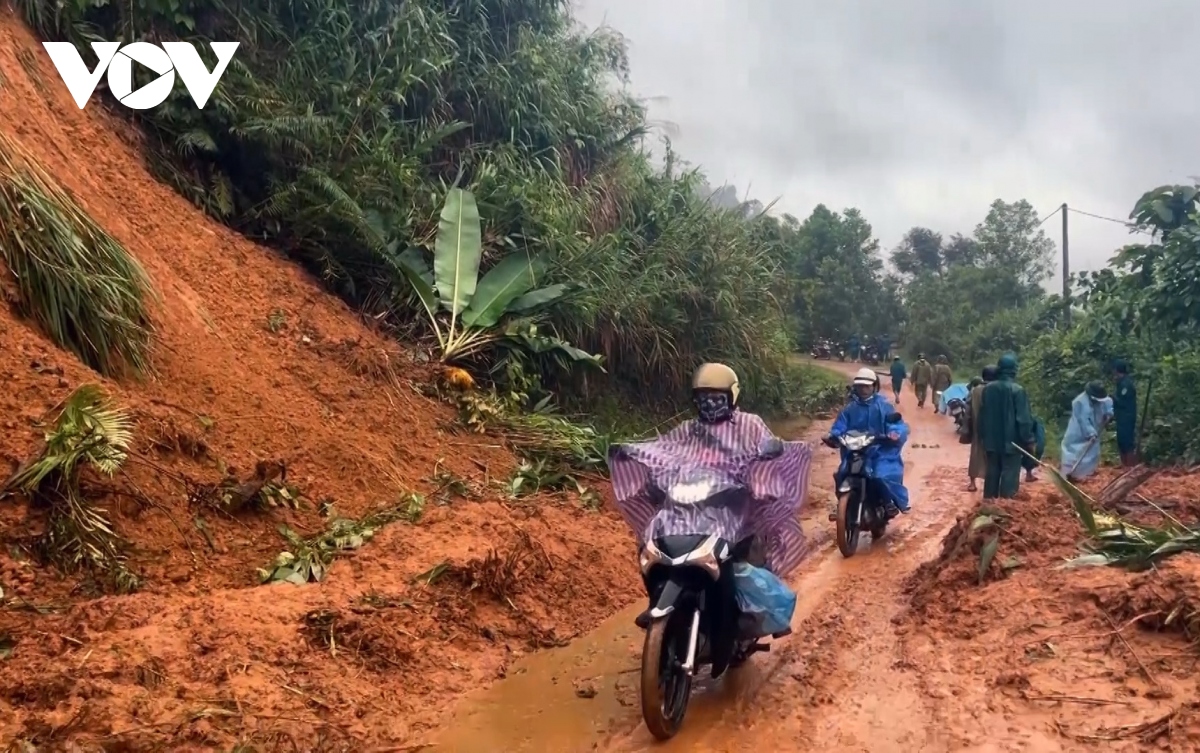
<box><xmin>42</xmin><ymin>41</ymin><xmax>239</xmax><ymax>110</ymax></box>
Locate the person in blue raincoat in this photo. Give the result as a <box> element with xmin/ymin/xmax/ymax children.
<box><xmin>825</xmin><ymin>368</ymin><xmax>910</xmax><ymax>514</ymax></box>
<box><xmin>1060</xmin><ymin>381</ymin><xmax>1111</xmax><ymax>482</ymax></box>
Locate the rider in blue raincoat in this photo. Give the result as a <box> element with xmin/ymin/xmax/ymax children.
<box><xmin>826</xmin><ymin>368</ymin><xmax>911</xmax><ymax>514</ymax></box>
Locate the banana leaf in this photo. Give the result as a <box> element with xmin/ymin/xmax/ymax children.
<box><xmin>433</xmin><ymin>188</ymin><xmax>482</xmax><ymax>321</ymax></box>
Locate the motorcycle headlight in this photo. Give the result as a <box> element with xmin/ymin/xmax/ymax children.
<box><xmin>668</xmin><ymin>479</ymin><xmax>715</xmax><ymax>505</ymax></box>
<box><xmin>841</xmin><ymin>434</ymin><xmax>872</xmax><ymax>452</ymax></box>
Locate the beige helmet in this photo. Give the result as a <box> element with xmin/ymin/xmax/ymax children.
<box><xmin>693</xmin><ymin>362</ymin><xmax>740</xmax><ymax>404</ymax></box>
<box><xmin>852</xmin><ymin>367</ymin><xmax>877</xmax><ymax>387</ymax></box>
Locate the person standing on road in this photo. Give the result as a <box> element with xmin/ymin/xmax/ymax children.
<box><xmin>1111</xmin><ymin>359</ymin><xmax>1138</xmax><ymax>467</ymax></box>
<box><xmin>889</xmin><ymin>355</ymin><xmax>907</xmax><ymax>405</ymax></box>
<box><xmin>911</xmin><ymin>353</ymin><xmax>933</xmax><ymax>408</ymax></box>
<box><xmin>932</xmin><ymin>355</ymin><xmax>954</xmax><ymax>414</ymax></box>
<box><xmin>979</xmin><ymin>353</ymin><xmax>1036</xmax><ymax>499</ymax></box>
<box><xmin>966</xmin><ymin>366</ymin><xmax>996</xmax><ymax>492</ymax></box>
<box><xmin>848</xmin><ymin>334</ymin><xmax>861</xmax><ymax>362</ymax></box>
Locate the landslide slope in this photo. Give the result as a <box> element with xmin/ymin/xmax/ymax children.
<box><xmin>0</xmin><ymin>14</ymin><xmax>638</xmax><ymax>750</ymax></box>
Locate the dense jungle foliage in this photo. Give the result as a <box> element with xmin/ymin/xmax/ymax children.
<box><xmin>16</xmin><ymin>0</ymin><xmax>886</xmax><ymax>418</ymax></box>
<box><xmin>889</xmin><ymin>184</ymin><xmax>1200</xmax><ymax>465</ymax></box>
<box><xmin>1021</xmin><ymin>185</ymin><xmax>1200</xmax><ymax>463</ymax></box>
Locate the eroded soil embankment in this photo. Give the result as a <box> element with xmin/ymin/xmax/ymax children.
<box><xmin>0</xmin><ymin>13</ymin><xmax>639</xmax><ymax>750</ymax></box>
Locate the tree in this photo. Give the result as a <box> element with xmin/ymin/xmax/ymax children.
<box><xmin>973</xmin><ymin>199</ymin><xmax>1056</xmax><ymax>287</ymax></box>
<box><xmin>890</xmin><ymin>226</ymin><xmax>943</xmax><ymax>277</ymax></box>
<box><xmin>941</xmin><ymin>233</ymin><xmax>981</xmax><ymax>268</ymax></box>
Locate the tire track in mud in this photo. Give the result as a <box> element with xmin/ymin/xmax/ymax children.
<box><xmin>428</xmin><ymin>364</ymin><xmax>975</xmax><ymax>753</ymax></box>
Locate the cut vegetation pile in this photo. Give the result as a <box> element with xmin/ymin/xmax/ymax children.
<box><xmin>900</xmin><ymin>464</ymin><xmax>1200</xmax><ymax>750</ymax></box>
<box><xmin>0</xmin><ymin>18</ymin><xmax>639</xmax><ymax>750</ymax></box>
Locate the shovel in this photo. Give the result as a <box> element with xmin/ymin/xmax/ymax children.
<box><xmin>1065</xmin><ymin>433</ymin><xmax>1100</xmax><ymax>478</ymax></box>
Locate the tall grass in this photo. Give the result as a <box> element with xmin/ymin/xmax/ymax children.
<box><xmin>0</xmin><ymin>132</ymin><xmax>155</xmax><ymax>377</ymax></box>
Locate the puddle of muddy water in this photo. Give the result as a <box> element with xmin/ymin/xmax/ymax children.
<box><xmin>425</xmin><ymin>515</ymin><xmax>862</xmax><ymax>753</ymax></box>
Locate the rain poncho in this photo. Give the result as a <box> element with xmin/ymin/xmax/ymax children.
<box><xmin>829</xmin><ymin>394</ymin><xmax>910</xmax><ymax>511</ymax></box>
<box><xmin>939</xmin><ymin>383</ymin><xmax>970</xmax><ymax>413</ymax></box>
<box><xmin>980</xmin><ymin>355</ymin><xmax>1035</xmax><ymax>454</ymax></box>
<box><xmin>1060</xmin><ymin>392</ymin><xmax>1110</xmax><ymax>479</ymax></box>
<box><xmin>980</xmin><ymin>354</ymin><xmax>1034</xmax><ymax>499</ymax></box>
<box><xmin>608</xmin><ymin>412</ymin><xmax>815</xmax><ymax>576</ymax></box>
<box><xmin>889</xmin><ymin>360</ymin><xmax>907</xmax><ymax>392</ymax></box>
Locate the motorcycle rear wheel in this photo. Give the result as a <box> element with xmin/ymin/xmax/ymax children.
<box><xmin>835</xmin><ymin>492</ymin><xmax>861</xmax><ymax>558</ymax></box>
<box><xmin>641</xmin><ymin>614</ymin><xmax>693</xmax><ymax>740</ymax></box>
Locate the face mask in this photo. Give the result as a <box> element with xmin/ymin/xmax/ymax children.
<box><xmin>695</xmin><ymin>392</ymin><xmax>732</xmax><ymax>423</ymax></box>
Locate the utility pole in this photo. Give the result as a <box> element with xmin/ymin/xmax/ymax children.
<box><xmin>1061</xmin><ymin>202</ymin><xmax>1070</xmax><ymax>328</ymax></box>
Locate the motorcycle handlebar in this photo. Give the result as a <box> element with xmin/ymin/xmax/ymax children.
<box><xmin>824</xmin><ymin>433</ymin><xmax>895</xmax><ymax>448</ymax></box>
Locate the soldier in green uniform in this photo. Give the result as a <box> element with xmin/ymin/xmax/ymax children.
<box><xmin>932</xmin><ymin>355</ymin><xmax>954</xmax><ymax>414</ymax></box>
<box><xmin>1112</xmin><ymin>359</ymin><xmax>1138</xmax><ymax>466</ymax></box>
<box><xmin>911</xmin><ymin>354</ymin><xmax>933</xmax><ymax>408</ymax></box>
<box><xmin>979</xmin><ymin>353</ymin><xmax>1036</xmax><ymax>499</ymax></box>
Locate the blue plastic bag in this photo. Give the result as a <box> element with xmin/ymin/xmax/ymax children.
<box><xmin>732</xmin><ymin>562</ymin><xmax>796</xmax><ymax>638</ymax></box>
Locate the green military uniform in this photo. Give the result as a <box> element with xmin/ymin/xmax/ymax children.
<box><xmin>911</xmin><ymin>358</ymin><xmax>933</xmax><ymax>406</ymax></box>
<box><xmin>933</xmin><ymin>363</ymin><xmax>953</xmax><ymax>393</ymax></box>
<box><xmin>979</xmin><ymin>354</ymin><xmax>1035</xmax><ymax>499</ymax></box>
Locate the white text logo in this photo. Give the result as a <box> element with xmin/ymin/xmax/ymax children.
<box><xmin>42</xmin><ymin>41</ymin><xmax>239</xmax><ymax>110</ymax></box>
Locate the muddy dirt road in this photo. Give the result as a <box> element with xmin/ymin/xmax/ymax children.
<box><xmin>427</xmin><ymin>365</ymin><xmax>984</xmax><ymax>753</ymax></box>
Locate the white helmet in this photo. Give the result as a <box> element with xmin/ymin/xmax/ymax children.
<box><xmin>852</xmin><ymin>368</ymin><xmax>876</xmax><ymax>386</ymax></box>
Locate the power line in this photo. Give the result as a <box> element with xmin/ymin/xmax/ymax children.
<box><xmin>1066</xmin><ymin>206</ymin><xmax>1152</xmax><ymax>235</ymax></box>
<box><xmin>1068</xmin><ymin>207</ymin><xmax>1131</xmax><ymax>226</ymax></box>
<box><xmin>1037</xmin><ymin>204</ymin><xmax>1062</xmax><ymax>227</ymax></box>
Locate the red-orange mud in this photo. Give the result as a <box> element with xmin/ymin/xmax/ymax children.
<box><xmin>426</xmin><ymin>365</ymin><xmax>1200</xmax><ymax>753</ymax></box>
<box><xmin>0</xmin><ymin>12</ymin><xmax>638</xmax><ymax>750</ymax></box>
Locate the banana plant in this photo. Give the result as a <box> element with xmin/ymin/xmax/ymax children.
<box><xmin>391</xmin><ymin>188</ymin><xmax>597</xmax><ymax>366</ymax></box>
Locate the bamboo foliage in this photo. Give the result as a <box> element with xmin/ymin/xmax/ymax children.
<box><xmin>0</xmin><ymin>132</ymin><xmax>155</xmax><ymax>377</ymax></box>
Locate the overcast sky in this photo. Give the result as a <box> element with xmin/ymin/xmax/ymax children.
<box><xmin>571</xmin><ymin>0</ymin><xmax>1199</xmax><ymax>282</ymax></box>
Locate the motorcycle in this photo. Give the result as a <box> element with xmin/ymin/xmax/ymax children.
<box><xmin>823</xmin><ymin>415</ymin><xmax>903</xmax><ymax>558</ymax></box>
<box><xmin>810</xmin><ymin>341</ymin><xmax>832</xmax><ymax>360</ymax></box>
<box><xmin>837</xmin><ymin>347</ymin><xmax>847</xmax><ymax>362</ymax></box>
<box><xmin>862</xmin><ymin>346</ymin><xmax>880</xmax><ymax>366</ymax></box>
<box><xmin>947</xmin><ymin>396</ymin><xmax>968</xmax><ymax>429</ymax></box>
<box><xmin>609</xmin><ymin>435</ymin><xmax>810</xmax><ymax>740</ymax></box>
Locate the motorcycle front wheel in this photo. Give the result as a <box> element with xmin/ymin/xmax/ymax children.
<box><xmin>836</xmin><ymin>491</ymin><xmax>862</xmax><ymax>557</ymax></box>
<box><xmin>641</xmin><ymin>613</ymin><xmax>693</xmax><ymax>740</ymax></box>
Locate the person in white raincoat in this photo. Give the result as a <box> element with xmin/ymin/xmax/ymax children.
<box><xmin>1060</xmin><ymin>381</ymin><xmax>1112</xmax><ymax>482</ymax></box>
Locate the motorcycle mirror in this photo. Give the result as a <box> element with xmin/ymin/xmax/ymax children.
<box><xmin>759</xmin><ymin>437</ymin><xmax>784</xmax><ymax>459</ymax></box>
<box><xmin>887</xmin><ymin>412</ymin><xmax>902</xmax><ymax>423</ymax></box>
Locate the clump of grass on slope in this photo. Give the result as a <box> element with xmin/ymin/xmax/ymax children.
<box><xmin>0</xmin><ymin>131</ymin><xmax>154</xmax><ymax>376</ymax></box>
<box><xmin>2</xmin><ymin>385</ymin><xmax>140</xmax><ymax>592</ymax></box>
